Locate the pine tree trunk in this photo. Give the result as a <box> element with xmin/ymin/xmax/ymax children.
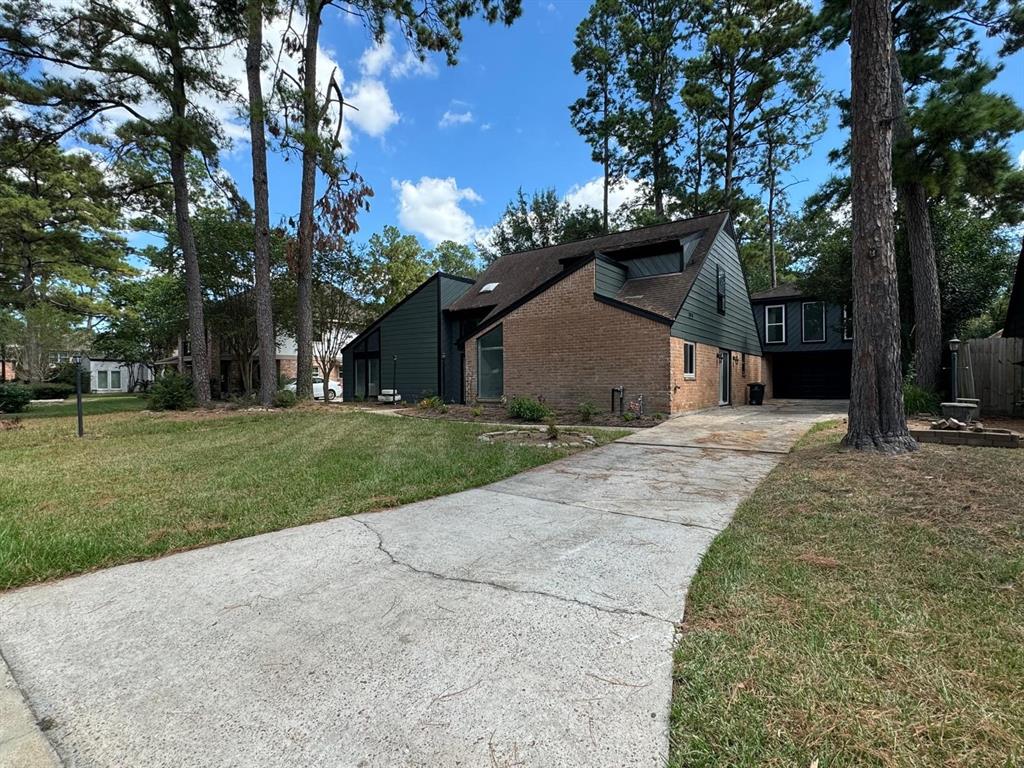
<box><xmin>890</xmin><ymin>49</ymin><xmax>943</xmax><ymax>393</ymax></box>
<box><xmin>246</xmin><ymin>0</ymin><xmax>277</xmax><ymax>407</ymax></box>
<box><xmin>843</xmin><ymin>0</ymin><xmax>916</xmax><ymax>453</ymax></box>
<box><xmin>295</xmin><ymin>1</ymin><xmax>321</xmax><ymax>400</ymax></box>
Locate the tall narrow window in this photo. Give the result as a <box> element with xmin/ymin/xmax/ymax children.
<box><xmin>110</xmin><ymin>369</ymin><xmax>122</xmax><ymax>389</ymax></box>
<box><xmin>97</xmin><ymin>370</ymin><xmax>108</xmax><ymax>389</ymax></box>
<box><xmin>716</xmin><ymin>265</ymin><xmax>726</xmax><ymax>313</ymax></box>
<box><xmin>843</xmin><ymin>305</ymin><xmax>854</xmax><ymax>340</ymax></box>
<box><xmin>683</xmin><ymin>341</ymin><xmax>696</xmax><ymax>379</ymax></box>
<box><xmin>477</xmin><ymin>324</ymin><xmax>503</xmax><ymax>399</ymax></box>
<box><xmin>802</xmin><ymin>301</ymin><xmax>826</xmax><ymax>343</ymax></box>
<box><xmin>765</xmin><ymin>305</ymin><xmax>786</xmax><ymax>344</ymax></box>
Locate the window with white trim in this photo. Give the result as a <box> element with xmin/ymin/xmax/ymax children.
<box><xmin>97</xmin><ymin>370</ymin><xmax>108</xmax><ymax>389</ymax></box>
<box><xmin>110</xmin><ymin>369</ymin><xmax>121</xmax><ymax>389</ymax></box>
<box><xmin>802</xmin><ymin>301</ymin><xmax>826</xmax><ymax>343</ymax></box>
<box><xmin>843</xmin><ymin>305</ymin><xmax>854</xmax><ymax>340</ymax></box>
<box><xmin>765</xmin><ymin>305</ymin><xmax>786</xmax><ymax>344</ymax></box>
<box><xmin>683</xmin><ymin>341</ymin><xmax>696</xmax><ymax>379</ymax></box>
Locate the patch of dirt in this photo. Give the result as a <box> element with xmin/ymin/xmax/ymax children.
<box><xmin>478</xmin><ymin>429</ymin><xmax>599</xmax><ymax>448</ymax></box>
<box><xmin>795</xmin><ymin>553</ymin><xmax>842</xmax><ymax>569</ymax></box>
<box><xmin>403</xmin><ymin>402</ymin><xmax>661</xmax><ymax>429</ymax></box>
<box><xmin>0</xmin><ymin>418</ymin><xmax>23</xmax><ymax>431</ymax></box>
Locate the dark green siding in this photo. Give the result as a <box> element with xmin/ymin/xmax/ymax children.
<box><xmin>624</xmin><ymin>252</ymin><xmax>681</xmax><ymax>278</ymax></box>
<box><xmin>672</xmin><ymin>230</ymin><xmax>762</xmax><ymax>356</ymax></box>
<box><xmin>342</xmin><ymin>347</ymin><xmax>354</xmax><ymax>400</ymax></box>
<box><xmin>594</xmin><ymin>258</ymin><xmax>627</xmax><ymax>297</ymax></box>
<box><xmin>439</xmin><ymin>275</ymin><xmax>472</xmax><ymax>402</ymax></box>
<box><xmin>379</xmin><ymin>279</ymin><xmax>439</xmax><ymax>400</ymax></box>
<box><xmin>342</xmin><ymin>273</ymin><xmax>472</xmax><ymax>402</ymax></box>
<box><xmin>753</xmin><ymin>299</ymin><xmax>853</xmax><ymax>352</ymax></box>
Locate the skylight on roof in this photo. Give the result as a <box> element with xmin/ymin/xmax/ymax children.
<box><xmin>480</xmin><ymin>282</ymin><xmax>499</xmax><ymax>293</ymax></box>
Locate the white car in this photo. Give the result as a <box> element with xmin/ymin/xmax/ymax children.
<box><xmin>284</xmin><ymin>377</ymin><xmax>341</xmax><ymax>401</ymax></box>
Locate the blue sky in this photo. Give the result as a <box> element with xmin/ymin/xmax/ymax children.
<box><xmin>216</xmin><ymin>0</ymin><xmax>1024</xmax><ymax>251</ymax></box>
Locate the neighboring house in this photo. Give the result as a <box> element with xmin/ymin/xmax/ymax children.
<box><xmin>341</xmin><ymin>273</ymin><xmax>475</xmax><ymax>402</ymax></box>
<box><xmin>749</xmin><ymin>284</ymin><xmax>853</xmax><ymax>399</ymax></box>
<box><xmin>85</xmin><ymin>358</ymin><xmax>154</xmax><ymax>393</ymax></box>
<box><xmin>158</xmin><ymin>331</ymin><xmax>342</xmax><ymax>398</ymax></box>
<box><xmin>344</xmin><ymin>212</ymin><xmax>765</xmax><ymax>413</ymax></box>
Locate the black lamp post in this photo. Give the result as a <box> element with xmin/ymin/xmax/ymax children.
<box><xmin>949</xmin><ymin>337</ymin><xmax>961</xmax><ymax>401</ymax></box>
<box><xmin>72</xmin><ymin>354</ymin><xmax>84</xmax><ymax>437</ymax></box>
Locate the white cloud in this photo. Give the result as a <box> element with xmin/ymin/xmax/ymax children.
<box><xmin>392</xmin><ymin>176</ymin><xmax>483</xmax><ymax>245</ymax></box>
<box><xmin>1018</xmin><ymin>148</ymin><xmax>1024</xmax><ymax>168</ymax></box>
<box><xmin>346</xmin><ymin>79</ymin><xmax>399</xmax><ymax>137</ymax></box>
<box><xmin>360</xmin><ymin>34</ymin><xmax>437</xmax><ymax>79</ymax></box>
<box><xmin>480</xmin><ymin>122</ymin><xmax>493</xmax><ymax>131</ymax></box>
<box><xmin>439</xmin><ymin>109</ymin><xmax>474</xmax><ymax>128</ymax></box>
<box><xmin>564</xmin><ymin>176</ymin><xmax>643</xmax><ymax>215</ymax></box>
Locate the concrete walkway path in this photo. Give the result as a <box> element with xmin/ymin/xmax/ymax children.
<box><xmin>0</xmin><ymin>400</ymin><xmax>845</xmax><ymax>767</ymax></box>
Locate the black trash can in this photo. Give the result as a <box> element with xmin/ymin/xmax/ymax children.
<box><xmin>747</xmin><ymin>382</ymin><xmax>765</xmax><ymax>406</ymax></box>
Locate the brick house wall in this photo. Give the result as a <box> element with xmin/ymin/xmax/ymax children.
<box><xmin>669</xmin><ymin>339</ymin><xmax>766</xmax><ymax>410</ymax></box>
<box><xmin>464</xmin><ymin>261</ymin><xmax>674</xmax><ymax>414</ymax></box>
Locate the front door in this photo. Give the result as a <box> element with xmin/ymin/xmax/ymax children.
<box><xmin>719</xmin><ymin>349</ymin><xmax>731</xmax><ymax>405</ymax></box>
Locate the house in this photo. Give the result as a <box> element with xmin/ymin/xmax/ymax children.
<box><xmin>85</xmin><ymin>357</ymin><xmax>154</xmax><ymax>393</ymax></box>
<box><xmin>341</xmin><ymin>273</ymin><xmax>475</xmax><ymax>402</ymax></box>
<box><xmin>158</xmin><ymin>331</ymin><xmax>342</xmax><ymax>398</ymax></box>
<box><xmin>749</xmin><ymin>284</ymin><xmax>853</xmax><ymax>399</ymax></box>
<box><xmin>344</xmin><ymin>212</ymin><xmax>766</xmax><ymax>414</ymax></box>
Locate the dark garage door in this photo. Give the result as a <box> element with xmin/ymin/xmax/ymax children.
<box><xmin>772</xmin><ymin>351</ymin><xmax>851</xmax><ymax>399</ymax></box>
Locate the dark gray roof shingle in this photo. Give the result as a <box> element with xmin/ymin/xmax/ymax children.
<box><xmin>449</xmin><ymin>212</ymin><xmax>729</xmax><ymax>326</ymax></box>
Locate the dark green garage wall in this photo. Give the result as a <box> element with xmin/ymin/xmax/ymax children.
<box><xmin>672</xmin><ymin>230</ymin><xmax>762</xmax><ymax>356</ymax></box>
<box><xmin>753</xmin><ymin>299</ymin><xmax>853</xmax><ymax>352</ymax></box>
<box><xmin>342</xmin><ymin>273</ymin><xmax>472</xmax><ymax>402</ymax></box>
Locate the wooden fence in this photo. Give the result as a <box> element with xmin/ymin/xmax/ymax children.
<box><xmin>961</xmin><ymin>337</ymin><xmax>1024</xmax><ymax>416</ymax></box>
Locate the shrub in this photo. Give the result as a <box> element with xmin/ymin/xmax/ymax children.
<box><xmin>273</xmin><ymin>389</ymin><xmax>297</xmax><ymax>408</ymax></box>
<box><xmin>904</xmin><ymin>382</ymin><xmax>941</xmax><ymax>415</ymax></box>
<box><xmin>148</xmin><ymin>372</ymin><xmax>195</xmax><ymax>411</ymax></box>
<box><xmin>0</xmin><ymin>383</ymin><xmax>32</xmax><ymax>413</ymax></box>
<box><xmin>622</xmin><ymin>411</ymin><xmax>636</xmax><ymax>422</ymax></box>
<box><xmin>48</xmin><ymin>362</ymin><xmax>90</xmax><ymax>394</ymax></box>
<box><xmin>545</xmin><ymin>417</ymin><xmax>560</xmax><ymax>440</ymax></box>
<box><xmin>577</xmin><ymin>401</ymin><xmax>599</xmax><ymax>422</ymax></box>
<box><xmin>418</xmin><ymin>395</ymin><xmax>444</xmax><ymax>411</ymax></box>
<box><xmin>29</xmin><ymin>382</ymin><xmax>75</xmax><ymax>400</ymax></box>
<box><xmin>471</xmin><ymin>406</ymin><xmax>483</xmax><ymax>418</ymax></box>
<box><xmin>507</xmin><ymin>396</ymin><xmax>551</xmax><ymax>422</ymax></box>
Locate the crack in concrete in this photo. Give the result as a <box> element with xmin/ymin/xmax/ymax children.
<box><xmin>351</xmin><ymin>518</ymin><xmax>676</xmax><ymax>627</ymax></box>
<box><xmin>481</xmin><ymin>487</ymin><xmax>728</xmax><ymax>534</ymax></box>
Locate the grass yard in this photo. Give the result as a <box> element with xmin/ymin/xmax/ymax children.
<box><xmin>15</xmin><ymin>393</ymin><xmax>149</xmax><ymax>420</ymax></box>
<box><xmin>0</xmin><ymin>407</ymin><xmax>624</xmax><ymax>590</ymax></box>
<box><xmin>670</xmin><ymin>422</ymin><xmax>1024</xmax><ymax>768</ymax></box>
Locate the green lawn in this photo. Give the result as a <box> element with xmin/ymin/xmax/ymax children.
<box><xmin>0</xmin><ymin>407</ymin><xmax>623</xmax><ymax>590</ymax></box>
<box><xmin>670</xmin><ymin>422</ymin><xmax>1024</xmax><ymax>768</ymax></box>
<box><xmin>16</xmin><ymin>393</ymin><xmax>149</xmax><ymax>419</ymax></box>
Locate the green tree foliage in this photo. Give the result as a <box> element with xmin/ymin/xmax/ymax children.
<box><xmin>570</xmin><ymin>0</ymin><xmax>623</xmax><ymax>232</ymax></box>
<box><xmin>430</xmin><ymin>241</ymin><xmax>479</xmax><ymax>278</ymax></box>
<box><xmin>476</xmin><ymin>188</ymin><xmax>604</xmax><ymax>263</ymax></box>
<box><xmin>614</xmin><ymin>0</ymin><xmax>687</xmax><ymax>219</ymax></box>
<box><xmin>356</xmin><ymin>226</ymin><xmax>436</xmax><ymax>312</ymax></box>
<box><xmin>0</xmin><ymin>134</ymin><xmax>130</xmax><ymax>315</ymax></box>
<box><xmin>94</xmin><ymin>275</ymin><xmax>184</xmax><ymax>390</ymax></box>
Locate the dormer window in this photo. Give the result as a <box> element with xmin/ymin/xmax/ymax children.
<box><xmin>480</xmin><ymin>282</ymin><xmax>499</xmax><ymax>293</ymax></box>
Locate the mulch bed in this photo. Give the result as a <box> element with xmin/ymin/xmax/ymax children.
<box><xmin>398</xmin><ymin>402</ymin><xmax>663</xmax><ymax>429</ymax></box>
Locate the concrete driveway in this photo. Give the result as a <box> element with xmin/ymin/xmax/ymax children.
<box><xmin>0</xmin><ymin>400</ymin><xmax>845</xmax><ymax>768</ymax></box>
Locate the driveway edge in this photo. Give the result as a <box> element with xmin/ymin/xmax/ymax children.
<box><xmin>0</xmin><ymin>649</ymin><xmax>61</xmax><ymax>768</ymax></box>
